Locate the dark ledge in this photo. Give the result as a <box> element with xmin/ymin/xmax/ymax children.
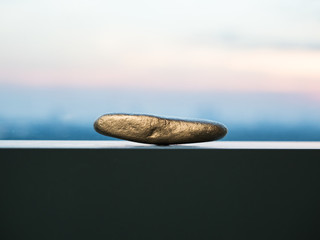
<box><xmin>0</xmin><ymin>140</ymin><xmax>320</xmax><ymax>149</ymax></box>
<box><xmin>1</xmin><ymin>140</ymin><xmax>320</xmax><ymax>240</ymax></box>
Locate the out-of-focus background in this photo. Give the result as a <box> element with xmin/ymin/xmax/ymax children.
<box><xmin>0</xmin><ymin>0</ymin><xmax>319</xmax><ymax>141</ymax></box>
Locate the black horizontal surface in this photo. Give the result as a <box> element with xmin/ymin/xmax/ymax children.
<box><xmin>0</xmin><ymin>148</ymin><xmax>320</xmax><ymax>240</ymax></box>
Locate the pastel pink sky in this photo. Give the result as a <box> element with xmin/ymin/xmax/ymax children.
<box><xmin>0</xmin><ymin>0</ymin><xmax>319</xmax><ymax>98</ymax></box>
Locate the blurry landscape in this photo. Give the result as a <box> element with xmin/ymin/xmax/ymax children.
<box><xmin>0</xmin><ymin>0</ymin><xmax>319</xmax><ymax>141</ymax></box>
<box><xmin>1</xmin><ymin>85</ymin><xmax>320</xmax><ymax>141</ymax></box>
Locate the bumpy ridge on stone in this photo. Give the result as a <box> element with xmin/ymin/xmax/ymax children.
<box><xmin>94</xmin><ymin>114</ymin><xmax>227</xmax><ymax>145</ymax></box>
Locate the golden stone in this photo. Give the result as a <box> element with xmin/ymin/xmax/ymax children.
<box><xmin>94</xmin><ymin>114</ymin><xmax>227</xmax><ymax>145</ymax></box>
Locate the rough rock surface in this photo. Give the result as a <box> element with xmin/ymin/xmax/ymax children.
<box><xmin>94</xmin><ymin>114</ymin><xmax>227</xmax><ymax>145</ymax></box>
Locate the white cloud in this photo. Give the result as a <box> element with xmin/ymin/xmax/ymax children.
<box><xmin>0</xmin><ymin>0</ymin><xmax>319</xmax><ymax>94</ymax></box>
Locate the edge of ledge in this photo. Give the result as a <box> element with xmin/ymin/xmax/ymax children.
<box><xmin>0</xmin><ymin>140</ymin><xmax>320</xmax><ymax>149</ymax></box>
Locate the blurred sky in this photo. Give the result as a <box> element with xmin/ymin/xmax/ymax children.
<box><xmin>1</xmin><ymin>0</ymin><xmax>320</xmax><ymax>97</ymax></box>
